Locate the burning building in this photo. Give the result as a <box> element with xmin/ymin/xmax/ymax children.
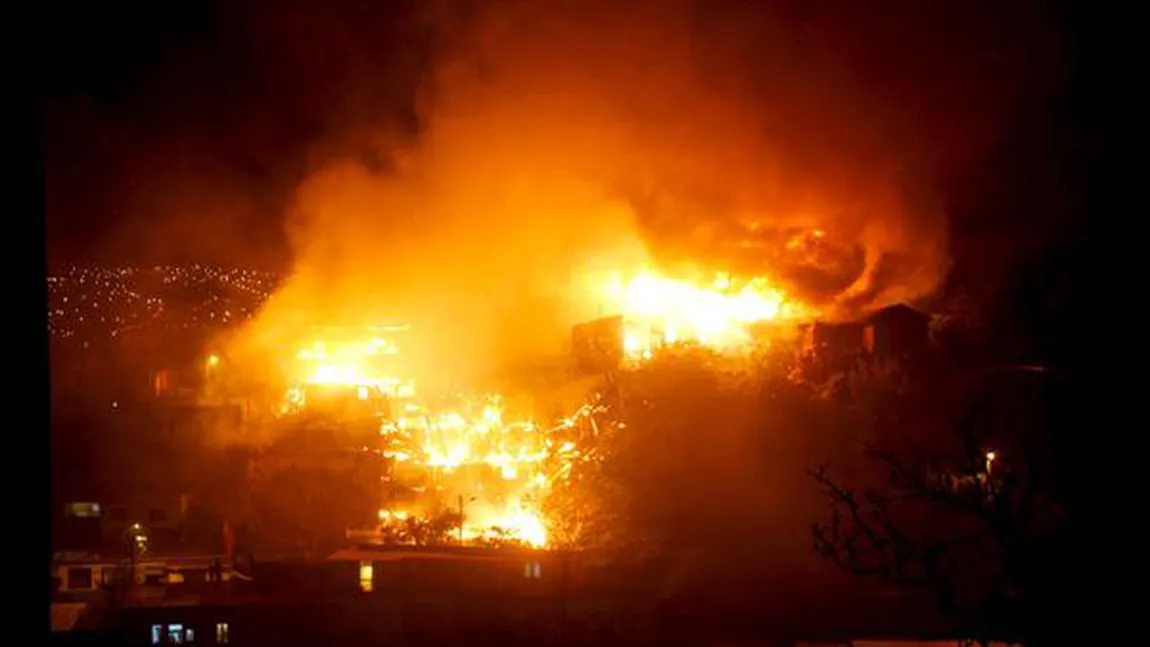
<box><xmin>216</xmin><ymin>241</ymin><xmax>927</xmax><ymax>554</ymax></box>
<box><xmin>279</xmin><ymin>325</ymin><xmax>415</xmax><ymax>414</ymax></box>
<box><xmin>802</xmin><ymin>321</ymin><xmax>867</xmax><ymax>360</ymax></box>
<box><xmin>862</xmin><ymin>303</ymin><xmax>932</xmax><ymax>361</ymax></box>
<box><xmin>801</xmin><ymin>303</ymin><xmax>932</xmax><ymax>373</ymax></box>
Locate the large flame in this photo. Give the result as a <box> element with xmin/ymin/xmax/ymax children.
<box><xmin>210</xmin><ymin>0</ymin><xmax>1059</xmax><ymax>550</ymax></box>
<box><xmin>595</xmin><ymin>269</ymin><xmax>814</xmax><ymax>358</ymax></box>
<box><xmin>234</xmin><ymin>258</ymin><xmax>814</xmax><ymax>550</ymax></box>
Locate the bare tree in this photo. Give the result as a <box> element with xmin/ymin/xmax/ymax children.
<box><xmin>810</xmin><ymin>369</ymin><xmax>1069</xmax><ymax>646</ymax></box>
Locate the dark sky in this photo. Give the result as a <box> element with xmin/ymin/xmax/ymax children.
<box><xmin>45</xmin><ymin>0</ymin><xmax>1098</xmax><ymax>287</ymax></box>
<box><xmin>45</xmin><ymin>0</ymin><xmax>425</xmax><ymax>269</ymax></box>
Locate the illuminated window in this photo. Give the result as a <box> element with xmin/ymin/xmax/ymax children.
<box><xmin>185</xmin><ymin>628</ymin><xmax>195</xmax><ymax>642</ymax></box>
<box><xmin>151</xmin><ymin>624</ymin><xmax>161</xmax><ymax>645</ymax></box>
<box><xmin>357</xmin><ymin>386</ymin><xmax>369</xmax><ymax>400</ymax></box>
<box><xmin>65</xmin><ymin>502</ymin><xmax>102</xmax><ymax>518</ymax></box>
<box><xmin>524</xmin><ymin>562</ymin><xmax>542</xmax><ymax>579</ymax></box>
<box><xmin>215</xmin><ymin>622</ymin><xmax>229</xmax><ymax>644</ymax></box>
<box><xmin>359</xmin><ymin>561</ymin><xmax>374</xmax><ymax>592</ymax></box>
<box><xmin>167</xmin><ymin>624</ymin><xmax>185</xmax><ymax>644</ymax></box>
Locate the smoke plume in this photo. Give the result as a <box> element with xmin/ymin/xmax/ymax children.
<box><xmin>242</xmin><ymin>0</ymin><xmax>1063</xmax><ymax>381</ymax></box>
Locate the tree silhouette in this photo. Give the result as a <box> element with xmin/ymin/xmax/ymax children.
<box><xmin>390</xmin><ymin>510</ymin><xmax>461</xmax><ymax>547</ymax></box>
<box><xmin>810</xmin><ymin>368</ymin><xmax>1069</xmax><ymax>646</ymax></box>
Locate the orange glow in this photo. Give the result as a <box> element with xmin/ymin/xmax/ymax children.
<box><xmin>221</xmin><ymin>254</ymin><xmax>817</xmax><ymax>548</ymax></box>
<box><xmin>595</xmin><ymin>268</ymin><xmax>814</xmax><ymax>358</ymax></box>
<box><xmin>569</xmin><ymin>254</ymin><xmax>815</xmax><ymax>359</ymax></box>
<box><xmin>378</xmin><ymin>393</ymin><xmax>552</xmax><ymax>547</ymax></box>
<box><xmin>196</xmin><ymin>0</ymin><xmax>1067</xmax><ymax>557</ymax></box>
<box><xmin>296</xmin><ymin>336</ymin><xmax>404</xmax><ymax>391</ymax></box>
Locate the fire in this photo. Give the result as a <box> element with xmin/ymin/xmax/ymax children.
<box><xmin>378</xmin><ymin>394</ymin><xmax>553</xmax><ymax>547</ymax></box>
<box><xmin>296</xmin><ymin>337</ymin><xmax>406</xmax><ymax>390</ymax></box>
<box><xmin>240</xmin><ymin>257</ymin><xmax>814</xmax><ymax>550</ymax></box>
<box><xmin>277</xmin><ymin>330</ymin><xmax>415</xmax><ymax>414</ymax></box>
<box><xmin>592</xmin><ymin>268</ymin><xmax>814</xmax><ymax>359</ymax></box>
<box><xmin>481</xmin><ymin>506</ymin><xmax>548</xmax><ymax>548</ymax></box>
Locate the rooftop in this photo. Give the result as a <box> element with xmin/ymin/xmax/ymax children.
<box><xmin>329</xmin><ymin>545</ymin><xmax>548</xmax><ymax>563</ymax></box>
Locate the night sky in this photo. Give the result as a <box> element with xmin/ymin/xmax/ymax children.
<box><xmin>46</xmin><ymin>0</ymin><xmax>424</xmax><ymax>268</ymax></box>
<box><xmin>45</xmin><ymin>0</ymin><xmax>1104</xmax><ymax>288</ymax></box>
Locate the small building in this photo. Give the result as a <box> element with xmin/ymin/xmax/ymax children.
<box><xmin>111</xmin><ymin>598</ymin><xmax>314</xmax><ymax>646</ymax></box>
<box><xmin>98</xmin><ymin>496</ymin><xmax>191</xmax><ymax>553</ymax></box>
<box><xmin>56</xmin><ymin>503</ymin><xmax>104</xmax><ymax>553</ymax></box>
<box><xmin>803</xmin><ymin>321</ymin><xmax>867</xmax><ymax>358</ymax></box>
<box><xmin>52</xmin><ymin>552</ymin><xmax>238</xmax><ymax>598</ymax></box>
<box><xmin>862</xmin><ymin>304</ymin><xmax>931</xmax><ymax>361</ymax></box>
<box><xmin>54</xmin><ymin>496</ymin><xmax>196</xmax><ymax>556</ymax></box>
<box><xmin>326</xmin><ymin>545</ymin><xmax>569</xmax><ymax>596</ymax></box>
<box><xmin>802</xmin><ymin>304</ymin><xmax>931</xmax><ymax>365</ymax></box>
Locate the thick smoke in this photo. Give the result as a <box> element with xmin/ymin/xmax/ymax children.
<box><xmin>242</xmin><ymin>0</ymin><xmax>1062</xmax><ymax>379</ymax></box>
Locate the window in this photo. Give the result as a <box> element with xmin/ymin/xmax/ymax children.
<box><xmin>65</xmin><ymin>502</ymin><xmax>101</xmax><ymax>518</ymax></box>
<box><xmin>523</xmin><ymin>561</ymin><xmax>542</xmax><ymax>579</ymax></box>
<box><xmin>359</xmin><ymin>561</ymin><xmax>373</xmax><ymax>593</ymax></box>
<box><xmin>185</xmin><ymin>628</ymin><xmax>195</xmax><ymax>643</ymax></box>
<box><xmin>151</xmin><ymin>624</ymin><xmax>161</xmax><ymax>645</ymax></box>
<box><xmin>66</xmin><ymin>567</ymin><xmax>93</xmax><ymax>590</ymax></box>
<box><xmin>215</xmin><ymin>622</ymin><xmax>229</xmax><ymax>644</ymax></box>
<box><xmin>167</xmin><ymin>624</ymin><xmax>184</xmax><ymax>644</ymax></box>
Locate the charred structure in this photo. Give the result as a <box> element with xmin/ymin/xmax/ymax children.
<box><xmin>804</xmin><ymin>304</ymin><xmax>932</xmax><ymax>365</ymax></box>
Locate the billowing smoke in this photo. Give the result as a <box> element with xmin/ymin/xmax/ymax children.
<box><xmin>238</xmin><ymin>0</ymin><xmax>1063</xmax><ymax>380</ymax></box>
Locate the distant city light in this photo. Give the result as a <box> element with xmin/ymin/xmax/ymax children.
<box><xmin>46</xmin><ymin>265</ymin><xmax>283</xmax><ymax>342</ymax></box>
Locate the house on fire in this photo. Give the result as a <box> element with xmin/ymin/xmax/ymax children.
<box><xmin>803</xmin><ymin>304</ymin><xmax>931</xmax><ymax>364</ymax></box>
<box><xmin>571</xmin><ymin>304</ymin><xmax>931</xmax><ymax>373</ymax></box>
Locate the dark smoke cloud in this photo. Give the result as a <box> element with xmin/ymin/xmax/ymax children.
<box><xmin>247</xmin><ymin>0</ymin><xmax>1064</xmax><ymax>375</ymax></box>
<box><xmin>51</xmin><ymin>0</ymin><xmax>1063</xmax><ymax>380</ymax></box>
<box><xmin>46</xmin><ymin>0</ymin><xmax>421</xmax><ymax>269</ymax></box>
